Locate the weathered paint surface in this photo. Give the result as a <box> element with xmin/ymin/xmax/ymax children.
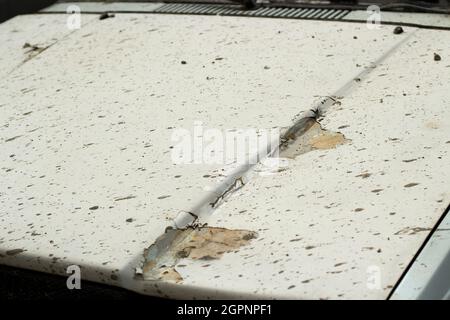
<box><xmin>142</xmin><ymin>226</ymin><xmax>257</xmax><ymax>283</ymax></box>
<box><xmin>158</xmin><ymin>27</ymin><xmax>450</xmax><ymax>299</ymax></box>
<box><xmin>0</xmin><ymin>14</ymin><xmax>97</xmax><ymax>77</ymax></box>
<box><xmin>0</xmin><ymin>13</ymin><xmax>449</xmax><ymax>299</ymax></box>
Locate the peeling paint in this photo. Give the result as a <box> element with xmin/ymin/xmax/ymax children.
<box><xmin>142</xmin><ymin>226</ymin><xmax>257</xmax><ymax>282</ymax></box>
<box><xmin>394</xmin><ymin>227</ymin><xmax>432</xmax><ymax>235</ymax></box>
<box><xmin>310</xmin><ymin>128</ymin><xmax>347</xmax><ymax>150</ymax></box>
<box><xmin>210</xmin><ymin>177</ymin><xmax>245</xmax><ymax>208</ymax></box>
<box><xmin>280</xmin><ymin>121</ymin><xmax>348</xmax><ymax>159</ymax></box>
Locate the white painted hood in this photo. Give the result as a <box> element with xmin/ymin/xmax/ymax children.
<box><xmin>0</xmin><ymin>11</ymin><xmax>449</xmax><ymax>299</ymax></box>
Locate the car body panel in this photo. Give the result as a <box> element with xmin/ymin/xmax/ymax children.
<box><xmin>0</xmin><ymin>10</ymin><xmax>449</xmax><ymax>299</ymax></box>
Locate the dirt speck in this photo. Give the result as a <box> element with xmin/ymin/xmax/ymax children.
<box><xmin>6</xmin><ymin>249</ymin><xmax>25</xmax><ymax>256</ymax></box>
<box><xmin>404</xmin><ymin>183</ymin><xmax>419</xmax><ymax>188</ymax></box>
<box><xmin>334</xmin><ymin>262</ymin><xmax>347</xmax><ymax>267</ymax></box>
<box><xmin>114</xmin><ymin>195</ymin><xmax>136</xmax><ymax>201</ymax></box>
<box><xmin>356</xmin><ymin>172</ymin><xmax>371</xmax><ymax>179</ymax></box>
<box><xmin>99</xmin><ymin>12</ymin><xmax>115</xmax><ymax>20</ymax></box>
<box><xmin>393</xmin><ymin>26</ymin><xmax>404</xmax><ymax>34</ymax></box>
<box><xmin>5</xmin><ymin>135</ymin><xmax>22</xmax><ymax>142</ymax></box>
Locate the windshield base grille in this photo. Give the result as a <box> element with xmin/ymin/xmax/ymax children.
<box><xmin>153</xmin><ymin>3</ymin><xmax>350</xmax><ymax>20</ymax></box>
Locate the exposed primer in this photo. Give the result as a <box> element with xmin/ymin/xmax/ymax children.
<box><xmin>280</xmin><ymin>121</ymin><xmax>348</xmax><ymax>159</ymax></box>
<box><xmin>141</xmin><ymin>225</ymin><xmax>257</xmax><ymax>282</ymax></box>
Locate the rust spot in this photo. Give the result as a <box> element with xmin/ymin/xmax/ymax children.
<box><xmin>280</xmin><ymin>121</ymin><xmax>348</xmax><ymax>159</ymax></box>
<box><xmin>142</xmin><ymin>226</ymin><xmax>257</xmax><ymax>282</ymax></box>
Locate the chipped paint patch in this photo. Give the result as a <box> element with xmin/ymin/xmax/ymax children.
<box><xmin>280</xmin><ymin>121</ymin><xmax>349</xmax><ymax>159</ymax></box>
<box><xmin>310</xmin><ymin>130</ymin><xmax>347</xmax><ymax>150</ymax></box>
<box><xmin>142</xmin><ymin>226</ymin><xmax>257</xmax><ymax>282</ymax></box>
<box><xmin>22</xmin><ymin>43</ymin><xmax>49</xmax><ymax>63</ymax></box>
<box><xmin>156</xmin><ymin>267</ymin><xmax>184</xmax><ymax>283</ymax></box>
<box><xmin>210</xmin><ymin>177</ymin><xmax>245</xmax><ymax>208</ymax></box>
<box><xmin>394</xmin><ymin>227</ymin><xmax>432</xmax><ymax>235</ymax></box>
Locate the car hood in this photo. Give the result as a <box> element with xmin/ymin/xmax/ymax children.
<box><xmin>0</xmin><ymin>10</ymin><xmax>449</xmax><ymax>299</ymax></box>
